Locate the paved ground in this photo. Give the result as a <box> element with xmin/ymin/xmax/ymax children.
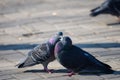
<box><xmin>0</xmin><ymin>0</ymin><xmax>120</xmax><ymax>80</ymax></box>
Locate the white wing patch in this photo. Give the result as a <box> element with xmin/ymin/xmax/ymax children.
<box><xmin>84</xmin><ymin>53</ymin><xmax>89</xmax><ymax>56</ymax></box>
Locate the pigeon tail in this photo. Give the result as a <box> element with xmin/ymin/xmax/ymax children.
<box><xmin>90</xmin><ymin>9</ymin><xmax>103</xmax><ymax>16</ymax></box>
<box><xmin>90</xmin><ymin>6</ymin><xmax>110</xmax><ymax>17</ymax></box>
<box><xmin>91</xmin><ymin>7</ymin><xmax>100</xmax><ymax>12</ymax></box>
<box><xmin>98</xmin><ymin>61</ymin><xmax>111</xmax><ymax>69</ymax></box>
<box><xmin>101</xmin><ymin>66</ymin><xmax>114</xmax><ymax>74</ymax></box>
<box><xmin>101</xmin><ymin>62</ymin><xmax>114</xmax><ymax>74</ymax></box>
<box><xmin>17</xmin><ymin>56</ymin><xmax>37</xmax><ymax>68</ymax></box>
<box><xmin>17</xmin><ymin>62</ymin><xmax>25</xmax><ymax>68</ymax></box>
<box><xmin>88</xmin><ymin>57</ymin><xmax>114</xmax><ymax>74</ymax></box>
<box><xmin>95</xmin><ymin>61</ymin><xmax>114</xmax><ymax>74</ymax></box>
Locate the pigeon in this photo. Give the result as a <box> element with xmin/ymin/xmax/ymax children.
<box><xmin>16</xmin><ymin>32</ymin><xmax>63</xmax><ymax>73</ymax></box>
<box><xmin>54</xmin><ymin>36</ymin><xmax>114</xmax><ymax>76</ymax></box>
<box><xmin>90</xmin><ymin>0</ymin><xmax>120</xmax><ymax>18</ymax></box>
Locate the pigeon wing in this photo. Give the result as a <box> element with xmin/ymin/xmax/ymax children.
<box><xmin>29</xmin><ymin>43</ymin><xmax>52</xmax><ymax>63</ymax></box>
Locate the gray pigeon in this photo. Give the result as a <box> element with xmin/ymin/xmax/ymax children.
<box><xmin>90</xmin><ymin>0</ymin><xmax>120</xmax><ymax>18</ymax></box>
<box><xmin>54</xmin><ymin>36</ymin><xmax>114</xmax><ymax>76</ymax></box>
<box><xmin>16</xmin><ymin>32</ymin><xmax>63</xmax><ymax>73</ymax></box>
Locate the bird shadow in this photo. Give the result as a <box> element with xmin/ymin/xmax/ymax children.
<box><xmin>113</xmin><ymin>71</ymin><xmax>120</xmax><ymax>75</ymax></box>
<box><xmin>79</xmin><ymin>70</ymin><xmax>120</xmax><ymax>76</ymax></box>
<box><xmin>75</xmin><ymin>43</ymin><xmax>120</xmax><ymax>48</ymax></box>
<box><xmin>107</xmin><ymin>22</ymin><xmax>120</xmax><ymax>26</ymax></box>
<box><xmin>24</xmin><ymin>69</ymin><xmax>120</xmax><ymax>75</ymax></box>
<box><xmin>0</xmin><ymin>42</ymin><xmax>120</xmax><ymax>50</ymax></box>
<box><xmin>0</xmin><ymin>43</ymin><xmax>38</xmax><ymax>50</ymax></box>
<box><xmin>24</xmin><ymin>69</ymin><xmax>68</xmax><ymax>73</ymax></box>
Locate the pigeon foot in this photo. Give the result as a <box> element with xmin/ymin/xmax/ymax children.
<box><xmin>44</xmin><ymin>68</ymin><xmax>54</xmax><ymax>74</ymax></box>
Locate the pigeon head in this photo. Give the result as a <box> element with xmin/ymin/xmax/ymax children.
<box><xmin>48</xmin><ymin>32</ymin><xmax>63</xmax><ymax>46</ymax></box>
<box><xmin>54</xmin><ymin>36</ymin><xmax>72</xmax><ymax>58</ymax></box>
<box><xmin>56</xmin><ymin>32</ymin><xmax>63</xmax><ymax>36</ymax></box>
<box><xmin>60</xmin><ymin>36</ymin><xmax>72</xmax><ymax>49</ymax></box>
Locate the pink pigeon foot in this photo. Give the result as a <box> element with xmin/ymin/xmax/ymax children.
<box><xmin>44</xmin><ymin>68</ymin><xmax>54</xmax><ymax>74</ymax></box>
<box><xmin>67</xmin><ymin>71</ymin><xmax>75</xmax><ymax>77</ymax></box>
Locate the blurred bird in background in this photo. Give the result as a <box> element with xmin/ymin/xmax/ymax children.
<box><xmin>90</xmin><ymin>0</ymin><xmax>120</xmax><ymax>21</ymax></box>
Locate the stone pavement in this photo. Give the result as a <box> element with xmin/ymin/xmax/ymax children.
<box><xmin>0</xmin><ymin>0</ymin><xmax>120</xmax><ymax>80</ymax></box>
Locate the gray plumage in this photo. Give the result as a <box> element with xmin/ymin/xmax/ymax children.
<box><xmin>90</xmin><ymin>0</ymin><xmax>120</xmax><ymax>17</ymax></box>
<box><xmin>54</xmin><ymin>36</ymin><xmax>114</xmax><ymax>76</ymax></box>
<box><xmin>16</xmin><ymin>32</ymin><xmax>63</xmax><ymax>73</ymax></box>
